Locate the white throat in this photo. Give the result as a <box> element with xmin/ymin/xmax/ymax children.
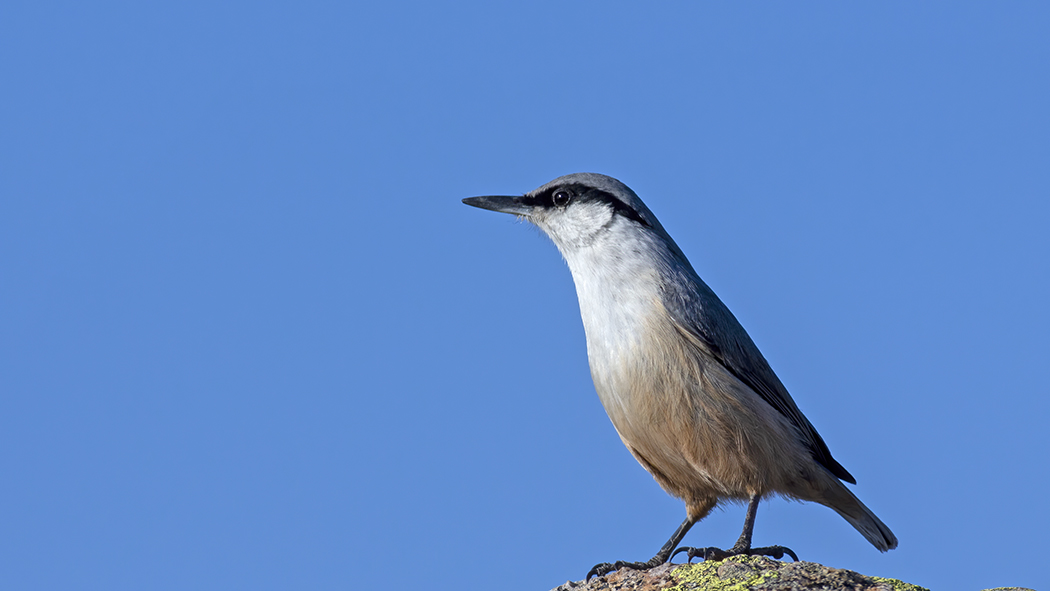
<box><xmin>544</xmin><ymin>216</ymin><xmax>669</xmax><ymax>386</ymax></box>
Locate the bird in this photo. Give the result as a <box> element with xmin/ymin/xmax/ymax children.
<box><xmin>462</xmin><ymin>173</ymin><xmax>897</xmax><ymax>579</ymax></box>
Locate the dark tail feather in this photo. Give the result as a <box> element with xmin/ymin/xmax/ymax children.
<box><xmin>819</xmin><ymin>480</ymin><xmax>898</xmax><ymax>551</ymax></box>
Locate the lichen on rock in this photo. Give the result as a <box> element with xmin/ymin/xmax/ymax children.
<box><xmin>550</xmin><ymin>555</ymin><xmax>927</xmax><ymax>591</ymax></box>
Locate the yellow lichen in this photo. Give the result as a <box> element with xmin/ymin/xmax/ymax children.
<box><xmin>667</xmin><ymin>555</ymin><xmax>779</xmax><ymax>591</ymax></box>
<box><xmin>665</xmin><ymin>556</ymin><xmax>930</xmax><ymax>591</ymax></box>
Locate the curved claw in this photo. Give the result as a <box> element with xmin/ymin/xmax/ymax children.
<box><xmin>749</xmin><ymin>545</ymin><xmax>799</xmax><ymax>562</ymax></box>
<box><xmin>586</xmin><ymin>562</ymin><xmax>614</xmax><ymax>580</ymax></box>
<box><xmin>672</xmin><ymin>546</ymin><xmax>724</xmax><ymax>563</ymax></box>
<box><xmin>671</xmin><ymin>544</ymin><xmax>799</xmax><ymax>563</ymax></box>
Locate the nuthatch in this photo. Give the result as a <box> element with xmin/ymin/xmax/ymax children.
<box><xmin>463</xmin><ymin>173</ymin><xmax>896</xmax><ymax>578</ymax></box>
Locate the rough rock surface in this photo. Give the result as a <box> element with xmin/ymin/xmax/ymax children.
<box><xmin>548</xmin><ymin>555</ymin><xmax>1034</xmax><ymax>591</ymax></box>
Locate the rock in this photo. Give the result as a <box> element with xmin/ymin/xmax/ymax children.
<box><xmin>549</xmin><ymin>556</ymin><xmax>1037</xmax><ymax>591</ymax></box>
<box><xmin>549</xmin><ymin>555</ymin><xmax>927</xmax><ymax>591</ymax></box>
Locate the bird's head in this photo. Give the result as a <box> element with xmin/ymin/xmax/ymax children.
<box><xmin>463</xmin><ymin>173</ymin><xmax>666</xmax><ymax>254</ymax></box>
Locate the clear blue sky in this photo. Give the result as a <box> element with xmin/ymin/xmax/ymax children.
<box><xmin>2</xmin><ymin>2</ymin><xmax>1048</xmax><ymax>590</ymax></box>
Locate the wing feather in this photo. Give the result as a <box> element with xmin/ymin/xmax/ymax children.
<box><xmin>661</xmin><ymin>265</ymin><xmax>857</xmax><ymax>485</ymax></box>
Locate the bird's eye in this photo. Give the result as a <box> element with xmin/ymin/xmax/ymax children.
<box><xmin>552</xmin><ymin>190</ymin><xmax>573</xmax><ymax>207</ymax></box>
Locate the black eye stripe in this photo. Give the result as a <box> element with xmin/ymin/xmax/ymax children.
<box><xmin>520</xmin><ymin>185</ymin><xmax>651</xmax><ymax>228</ymax></box>
<box><xmin>568</xmin><ymin>186</ymin><xmax>651</xmax><ymax>228</ymax></box>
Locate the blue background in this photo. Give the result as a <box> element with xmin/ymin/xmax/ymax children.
<box><xmin>2</xmin><ymin>2</ymin><xmax>1048</xmax><ymax>590</ymax></box>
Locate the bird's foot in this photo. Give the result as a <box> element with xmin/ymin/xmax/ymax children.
<box><xmin>671</xmin><ymin>544</ymin><xmax>799</xmax><ymax>563</ymax></box>
<box><xmin>586</xmin><ymin>557</ymin><xmax>664</xmax><ymax>580</ymax></box>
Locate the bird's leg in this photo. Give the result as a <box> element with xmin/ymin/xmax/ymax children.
<box><xmin>671</xmin><ymin>495</ymin><xmax>799</xmax><ymax>563</ymax></box>
<box><xmin>728</xmin><ymin>491</ymin><xmax>760</xmax><ymax>553</ymax></box>
<box><xmin>586</xmin><ymin>516</ymin><xmax>696</xmax><ymax>580</ymax></box>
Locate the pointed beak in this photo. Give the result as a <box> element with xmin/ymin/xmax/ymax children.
<box><xmin>462</xmin><ymin>195</ymin><xmax>533</xmax><ymax>217</ymax></box>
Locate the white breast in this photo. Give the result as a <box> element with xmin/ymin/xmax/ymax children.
<box><xmin>558</xmin><ymin>224</ymin><xmax>668</xmax><ymax>423</ymax></box>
